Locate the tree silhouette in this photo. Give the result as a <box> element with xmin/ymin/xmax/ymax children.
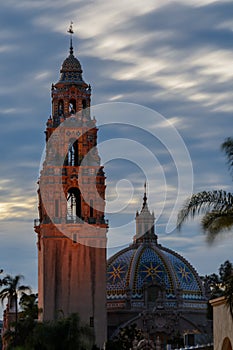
<box><xmin>203</xmin><ymin>260</ymin><xmax>233</xmax><ymax>319</ymax></box>
<box><xmin>177</xmin><ymin>137</ymin><xmax>233</xmax><ymax>242</ymax></box>
<box><xmin>19</xmin><ymin>292</ymin><xmax>38</xmax><ymax>320</ymax></box>
<box><xmin>0</xmin><ymin>274</ymin><xmax>31</xmax><ymax>334</ymax></box>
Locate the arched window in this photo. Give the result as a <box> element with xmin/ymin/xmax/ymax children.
<box><xmin>69</xmin><ymin>99</ymin><xmax>76</xmax><ymax>114</ymax></box>
<box><xmin>55</xmin><ymin>199</ymin><xmax>59</xmax><ymax>217</ymax></box>
<box><xmin>82</xmin><ymin>99</ymin><xmax>87</xmax><ymax>109</ymax></box>
<box><xmin>147</xmin><ymin>285</ymin><xmax>159</xmax><ymax>302</ymax></box>
<box><xmin>222</xmin><ymin>338</ymin><xmax>232</xmax><ymax>350</ymax></box>
<box><xmin>67</xmin><ymin>188</ymin><xmax>81</xmax><ymax>222</ymax></box>
<box><xmin>66</xmin><ymin>138</ymin><xmax>79</xmax><ymax>166</ymax></box>
<box><xmin>90</xmin><ymin>199</ymin><xmax>94</xmax><ymax>218</ymax></box>
<box><xmin>138</xmin><ymin>223</ymin><xmax>142</xmax><ymax>235</ymax></box>
<box><xmin>144</xmin><ymin>223</ymin><xmax>148</xmax><ymax>235</ymax></box>
<box><xmin>58</xmin><ymin>100</ymin><xmax>64</xmax><ymax>116</ymax></box>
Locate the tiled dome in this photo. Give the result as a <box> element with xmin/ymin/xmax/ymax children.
<box><xmin>61</xmin><ymin>53</ymin><xmax>82</xmax><ymax>73</ymax></box>
<box><xmin>107</xmin><ymin>242</ymin><xmax>205</xmax><ymax>301</ymax></box>
<box><xmin>107</xmin><ymin>186</ymin><xmax>206</xmax><ymax>306</ymax></box>
<box><xmin>58</xmin><ymin>47</ymin><xmax>85</xmax><ymax>84</ymax></box>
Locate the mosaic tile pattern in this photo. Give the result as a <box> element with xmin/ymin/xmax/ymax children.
<box><xmin>162</xmin><ymin>249</ymin><xmax>201</xmax><ymax>292</ymax></box>
<box><xmin>107</xmin><ymin>243</ymin><xmax>205</xmax><ymax>302</ymax></box>
<box><xmin>134</xmin><ymin>247</ymin><xmax>172</xmax><ymax>290</ymax></box>
<box><xmin>107</xmin><ymin>248</ymin><xmax>135</xmax><ymax>294</ymax></box>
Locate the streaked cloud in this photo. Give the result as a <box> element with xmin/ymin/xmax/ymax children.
<box><xmin>0</xmin><ymin>0</ymin><xmax>232</xmax><ymax>291</ymax></box>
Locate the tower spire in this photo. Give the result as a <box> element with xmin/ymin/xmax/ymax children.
<box><xmin>67</xmin><ymin>21</ymin><xmax>74</xmax><ymax>55</ymax></box>
<box><xmin>133</xmin><ymin>183</ymin><xmax>157</xmax><ymax>244</ymax></box>
<box><xmin>143</xmin><ymin>181</ymin><xmax>147</xmax><ymax>208</ymax></box>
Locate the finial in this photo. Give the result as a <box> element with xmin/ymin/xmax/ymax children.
<box><xmin>143</xmin><ymin>181</ymin><xmax>147</xmax><ymax>208</ymax></box>
<box><xmin>67</xmin><ymin>21</ymin><xmax>74</xmax><ymax>55</ymax></box>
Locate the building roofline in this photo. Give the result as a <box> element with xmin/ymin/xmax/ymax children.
<box><xmin>209</xmin><ymin>296</ymin><xmax>226</xmax><ymax>307</ymax></box>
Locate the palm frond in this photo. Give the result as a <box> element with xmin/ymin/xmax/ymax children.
<box><xmin>18</xmin><ymin>285</ymin><xmax>31</xmax><ymax>293</ymax></box>
<box><xmin>224</xmin><ymin>275</ymin><xmax>233</xmax><ymax>319</ymax></box>
<box><xmin>177</xmin><ymin>190</ymin><xmax>233</xmax><ymax>230</ymax></box>
<box><xmin>201</xmin><ymin>211</ymin><xmax>233</xmax><ymax>244</ymax></box>
<box><xmin>0</xmin><ymin>289</ymin><xmax>11</xmax><ymax>305</ymax></box>
<box><xmin>222</xmin><ymin>137</ymin><xmax>233</xmax><ymax>178</ymax></box>
<box><xmin>201</xmin><ymin>210</ymin><xmax>233</xmax><ymax>234</ymax></box>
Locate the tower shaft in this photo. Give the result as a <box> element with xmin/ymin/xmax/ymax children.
<box><xmin>35</xmin><ymin>38</ymin><xmax>107</xmax><ymax>347</ymax></box>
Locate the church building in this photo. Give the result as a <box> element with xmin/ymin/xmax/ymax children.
<box><xmin>34</xmin><ymin>29</ymin><xmax>211</xmax><ymax>349</ymax></box>
<box><xmin>107</xmin><ymin>185</ymin><xmax>211</xmax><ymax>345</ymax></box>
<box><xmin>34</xmin><ymin>28</ymin><xmax>108</xmax><ymax>348</ymax></box>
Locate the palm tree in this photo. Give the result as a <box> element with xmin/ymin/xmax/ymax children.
<box><xmin>0</xmin><ymin>269</ymin><xmax>6</xmax><ymax>286</ymax></box>
<box><xmin>177</xmin><ymin>137</ymin><xmax>233</xmax><ymax>242</ymax></box>
<box><xmin>177</xmin><ymin>138</ymin><xmax>233</xmax><ymax>319</ymax></box>
<box><xmin>224</xmin><ymin>274</ymin><xmax>233</xmax><ymax>319</ymax></box>
<box><xmin>19</xmin><ymin>292</ymin><xmax>38</xmax><ymax>320</ymax></box>
<box><xmin>0</xmin><ymin>274</ymin><xmax>31</xmax><ymax>325</ymax></box>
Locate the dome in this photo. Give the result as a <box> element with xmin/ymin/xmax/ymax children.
<box><xmin>61</xmin><ymin>53</ymin><xmax>82</xmax><ymax>73</ymax></box>
<box><xmin>58</xmin><ymin>45</ymin><xmax>86</xmax><ymax>84</ymax></box>
<box><xmin>107</xmin><ymin>186</ymin><xmax>206</xmax><ymax>309</ymax></box>
<box><xmin>107</xmin><ymin>241</ymin><xmax>205</xmax><ymax>303</ymax></box>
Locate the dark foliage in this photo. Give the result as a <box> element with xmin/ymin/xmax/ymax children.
<box><xmin>177</xmin><ymin>137</ymin><xmax>233</xmax><ymax>241</ymax></box>
<box><xmin>203</xmin><ymin>260</ymin><xmax>233</xmax><ymax>319</ymax></box>
<box><xmin>106</xmin><ymin>324</ymin><xmax>143</xmax><ymax>350</ymax></box>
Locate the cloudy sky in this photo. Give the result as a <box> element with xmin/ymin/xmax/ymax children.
<box><xmin>0</xmin><ymin>0</ymin><xmax>233</xmax><ymax>298</ymax></box>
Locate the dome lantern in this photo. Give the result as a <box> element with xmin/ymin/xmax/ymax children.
<box><xmin>134</xmin><ymin>183</ymin><xmax>157</xmax><ymax>244</ymax></box>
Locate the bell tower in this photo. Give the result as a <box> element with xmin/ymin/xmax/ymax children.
<box><xmin>34</xmin><ymin>26</ymin><xmax>108</xmax><ymax>347</ymax></box>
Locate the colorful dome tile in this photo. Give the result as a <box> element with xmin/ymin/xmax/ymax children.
<box><xmin>61</xmin><ymin>53</ymin><xmax>82</xmax><ymax>73</ymax></box>
<box><xmin>134</xmin><ymin>247</ymin><xmax>172</xmax><ymax>291</ymax></box>
<box><xmin>107</xmin><ymin>242</ymin><xmax>206</xmax><ymax>302</ymax></box>
<box><xmin>58</xmin><ymin>50</ymin><xmax>86</xmax><ymax>84</ymax></box>
<box><xmin>161</xmin><ymin>248</ymin><xmax>203</xmax><ymax>294</ymax></box>
<box><xmin>106</xmin><ymin>189</ymin><xmax>206</xmax><ymax>306</ymax></box>
<box><xmin>107</xmin><ymin>247</ymin><xmax>136</xmax><ymax>298</ymax></box>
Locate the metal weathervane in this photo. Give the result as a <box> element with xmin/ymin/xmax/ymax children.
<box><xmin>67</xmin><ymin>21</ymin><xmax>74</xmax><ymax>34</ymax></box>
<box><xmin>67</xmin><ymin>21</ymin><xmax>74</xmax><ymax>54</ymax></box>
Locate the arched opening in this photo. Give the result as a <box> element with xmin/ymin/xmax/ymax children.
<box><xmin>145</xmin><ymin>282</ymin><xmax>165</xmax><ymax>309</ymax></box>
<box><xmin>58</xmin><ymin>99</ymin><xmax>64</xmax><ymax>116</ymax></box>
<box><xmin>69</xmin><ymin>99</ymin><xmax>76</xmax><ymax>114</ymax></box>
<box><xmin>65</xmin><ymin>138</ymin><xmax>79</xmax><ymax>166</ymax></box>
<box><xmin>67</xmin><ymin>188</ymin><xmax>82</xmax><ymax>222</ymax></box>
<box><xmin>82</xmin><ymin>99</ymin><xmax>87</xmax><ymax>109</ymax></box>
<box><xmin>147</xmin><ymin>285</ymin><xmax>159</xmax><ymax>303</ymax></box>
<box><xmin>138</xmin><ymin>223</ymin><xmax>142</xmax><ymax>235</ymax></box>
<box><xmin>55</xmin><ymin>199</ymin><xmax>59</xmax><ymax>217</ymax></box>
<box><xmin>90</xmin><ymin>199</ymin><xmax>94</xmax><ymax>218</ymax></box>
<box><xmin>222</xmin><ymin>338</ymin><xmax>232</xmax><ymax>350</ymax></box>
<box><xmin>144</xmin><ymin>223</ymin><xmax>148</xmax><ymax>235</ymax></box>
<box><xmin>88</xmin><ymin>199</ymin><xmax>96</xmax><ymax>224</ymax></box>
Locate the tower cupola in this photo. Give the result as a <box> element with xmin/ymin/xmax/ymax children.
<box><xmin>47</xmin><ymin>24</ymin><xmax>91</xmax><ymax>130</ymax></box>
<box><xmin>59</xmin><ymin>47</ymin><xmax>85</xmax><ymax>85</ymax></box>
<box><xmin>134</xmin><ymin>183</ymin><xmax>157</xmax><ymax>244</ymax></box>
<box><xmin>58</xmin><ymin>22</ymin><xmax>86</xmax><ymax>85</ymax></box>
